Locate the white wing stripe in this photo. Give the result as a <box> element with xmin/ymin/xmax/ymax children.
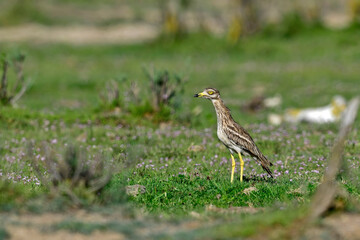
<box><xmin>225</xmin><ymin>127</ymin><xmax>253</xmax><ymax>144</ymax></box>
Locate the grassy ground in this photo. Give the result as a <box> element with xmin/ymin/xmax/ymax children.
<box><xmin>1</xmin><ymin>29</ymin><xmax>360</xmax><ymax>238</ymax></box>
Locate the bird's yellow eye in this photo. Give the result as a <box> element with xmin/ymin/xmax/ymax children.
<box><xmin>208</xmin><ymin>91</ymin><xmax>214</xmax><ymax>95</ymax></box>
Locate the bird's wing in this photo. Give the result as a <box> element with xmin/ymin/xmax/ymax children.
<box><xmin>223</xmin><ymin>123</ymin><xmax>260</xmax><ymax>157</ymax></box>
<box><xmin>223</xmin><ymin>122</ymin><xmax>274</xmax><ymax>177</ymax></box>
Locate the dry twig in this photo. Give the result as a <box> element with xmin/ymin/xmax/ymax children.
<box><xmin>308</xmin><ymin>97</ymin><xmax>360</xmax><ymax>221</ymax></box>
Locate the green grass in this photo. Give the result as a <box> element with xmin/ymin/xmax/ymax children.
<box><xmin>0</xmin><ymin>30</ymin><xmax>360</xmax><ymax>237</ymax></box>
<box><xmin>126</xmin><ymin>175</ymin><xmax>306</xmax><ymax>213</ymax></box>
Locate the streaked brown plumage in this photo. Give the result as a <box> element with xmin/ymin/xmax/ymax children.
<box><xmin>194</xmin><ymin>87</ymin><xmax>273</xmax><ymax>182</ymax></box>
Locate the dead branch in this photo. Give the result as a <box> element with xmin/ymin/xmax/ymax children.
<box><xmin>0</xmin><ymin>59</ymin><xmax>9</xmax><ymax>102</ymax></box>
<box><xmin>10</xmin><ymin>78</ymin><xmax>30</xmax><ymax>105</ymax></box>
<box><xmin>0</xmin><ymin>54</ymin><xmax>29</xmax><ymax>106</ymax></box>
<box><xmin>308</xmin><ymin>97</ymin><xmax>360</xmax><ymax>221</ymax></box>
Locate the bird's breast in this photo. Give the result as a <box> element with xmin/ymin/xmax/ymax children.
<box><xmin>217</xmin><ymin>125</ymin><xmax>231</xmax><ymax>147</ymax></box>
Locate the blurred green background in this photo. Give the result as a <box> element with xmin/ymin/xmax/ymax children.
<box><xmin>0</xmin><ymin>0</ymin><xmax>359</xmax><ymax>125</ymax></box>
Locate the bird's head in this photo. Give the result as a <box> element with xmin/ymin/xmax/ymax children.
<box><xmin>194</xmin><ymin>88</ymin><xmax>220</xmax><ymax>100</ymax></box>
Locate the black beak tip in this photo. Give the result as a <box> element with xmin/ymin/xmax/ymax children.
<box><xmin>194</xmin><ymin>94</ymin><xmax>199</xmax><ymax>98</ymax></box>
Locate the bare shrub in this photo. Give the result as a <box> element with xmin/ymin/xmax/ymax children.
<box><xmin>99</xmin><ymin>67</ymin><xmax>187</xmax><ymax>121</ymax></box>
<box><xmin>29</xmin><ymin>143</ymin><xmax>116</xmax><ymax>207</ymax></box>
<box><xmin>99</xmin><ymin>75</ymin><xmax>141</xmax><ymax>111</ymax></box>
<box><xmin>99</xmin><ymin>79</ymin><xmax>122</xmax><ymax>108</ymax></box>
<box><xmin>144</xmin><ymin>67</ymin><xmax>185</xmax><ymax>112</ymax></box>
<box><xmin>0</xmin><ymin>53</ymin><xmax>30</xmax><ymax>106</ymax></box>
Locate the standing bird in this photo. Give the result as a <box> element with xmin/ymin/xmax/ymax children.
<box><xmin>194</xmin><ymin>88</ymin><xmax>273</xmax><ymax>182</ymax></box>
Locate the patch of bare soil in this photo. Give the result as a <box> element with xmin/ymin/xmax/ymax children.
<box><xmin>0</xmin><ymin>12</ymin><xmax>350</xmax><ymax>45</ymax></box>
<box><xmin>301</xmin><ymin>213</ymin><xmax>360</xmax><ymax>240</ymax></box>
<box><xmin>7</xmin><ymin>226</ymin><xmax>123</xmax><ymax>240</ymax></box>
<box><xmin>3</xmin><ymin>209</ymin><xmax>360</xmax><ymax>239</ymax></box>
<box><xmin>0</xmin><ymin>23</ymin><xmax>159</xmax><ymax>45</ymax></box>
<box><xmin>324</xmin><ymin>213</ymin><xmax>360</xmax><ymax>240</ymax></box>
<box><xmin>2</xmin><ymin>211</ymin><xmax>125</xmax><ymax>240</ymax></box>
<box><xmin>1</xmin><ymin>208</ymin><xmax>207</xmax><ymax>239</ymax></box>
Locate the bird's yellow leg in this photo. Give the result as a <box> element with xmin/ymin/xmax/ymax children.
<box><xmin>230</xmin><ymin>154</ymin><xmax>236</xmax><ymax>183</ymax></box>
<box><xmin>238</xmin><ymin>152</ymin><xmax>244</xmax><ymax>182</ymax></box>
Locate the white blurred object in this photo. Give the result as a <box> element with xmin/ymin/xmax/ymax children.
<box><xmin>264</xmin><ymin>95</ymin><xmax>282</xmax><ymax>108</ymax></box>
<box><xmin>268</xmin><ymin>113</ymin><xmax>283</xmax><ymax>126</ymax></box>
<box><xmin>284</xmin><ymin>96</ymin><xmax>347</xmax><ymax>124</ymax></box>
<box><xmin>267</xmin><ymin>96</ymin><xmax>347</xmax><ymax>125</ymax></box>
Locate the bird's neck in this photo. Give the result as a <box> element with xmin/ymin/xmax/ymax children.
<box><xmin>211</xmin><ymin>98</ymin><xmax>232</xmax><ymax>124</ymax></box>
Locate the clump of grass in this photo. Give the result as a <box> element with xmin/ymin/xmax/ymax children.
<box><xmin>0</xmin><ymin>180</ymin><xmax>33</xmax><ymax>211</ymax></box>
<box><xmin>29</xmin><ymin>143</ymin><xmax>116</xmax><ymax>207</ymax></box>
<box><xmin>0</xmin><ymin>52</ymin><xmax>30</xmax><ymax>106</ymax></box>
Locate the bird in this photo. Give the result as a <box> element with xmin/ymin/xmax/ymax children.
<box><xmin>194</xmin><ymin>87</ymin><xmax>273</xmax><ymax>182</ymax></box>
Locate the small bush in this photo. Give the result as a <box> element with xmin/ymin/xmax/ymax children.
<box><xmin>29</xmin><ymin>143</ymin><xmax>117</xmax><ymax>207</ymax></box>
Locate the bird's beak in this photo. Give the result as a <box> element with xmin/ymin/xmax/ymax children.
<box><xmin>194</xmin><ymin>92</ymin><xmax>205</xmax><ymax>98</ymax></box>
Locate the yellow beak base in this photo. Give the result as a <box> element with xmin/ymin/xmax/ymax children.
<box><xmin>194</xmin><ymin>92</ymin><xmax>205</xmax><ymax>98</ymax></box>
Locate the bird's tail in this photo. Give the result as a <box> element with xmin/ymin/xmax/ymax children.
<box><xmin>259</xmin><ymin>154</ymin><xmax>274</xmax><ymax>178</ymax></box>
